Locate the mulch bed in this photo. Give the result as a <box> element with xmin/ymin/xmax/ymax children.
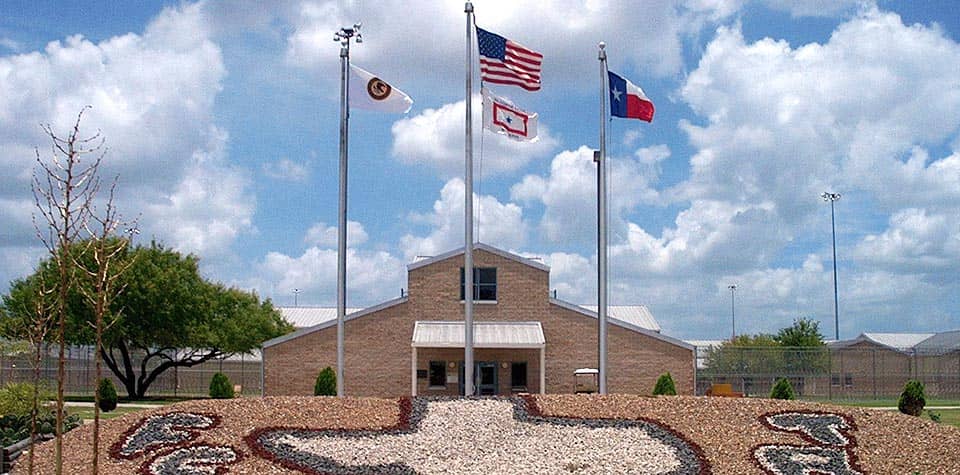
<box><xmin>14</xmin><ymin>395</ymin><xmax>960</xmax><ymax>474</ymax></box>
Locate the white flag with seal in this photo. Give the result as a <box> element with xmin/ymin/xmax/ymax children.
<box><xmin>349</xmin><ymin>65</ymin><xmax>413</xmax><ymax>113</ymax></box>
<box><xmin>481</xmin><ymin>87</ymin><xmax>538</xmax><ymax>142</ymax></box>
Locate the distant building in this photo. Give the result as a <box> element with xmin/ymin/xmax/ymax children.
<box><xmin>261</xmin><ymin>243</ymin><xmax>695</xmax><ymax>397</ymax></box>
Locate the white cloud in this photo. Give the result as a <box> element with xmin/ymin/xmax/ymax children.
<box><xmin>304</xmin><ymin>221</ymin><xmax>368</xmax><ymax>248</ymax></box>
<box><xmin>391</xmin><ymin>96</ymin><xmax>558</xmax><ymax>177</ymax></box>
<box><xmin>263</xmin><ymin>158</ymin><xmax>310</xmax><ymax>182</ymax></box>
<box><xmin>0</xmin><ymin>3</ymin><xmax>252</xmax><ymax>272</ymax></box>
<box><xmin>399</xmin><ymin>178</ymin><xmax>526</xmax><ymax>261</ymax></box>
<box><xmin>853</xmin><ymin>208</ymin><xmax>960</xmax><ymax>272</ymax></box>
<box><xmin>254</xmin><ymin>246</ymin><xmax>406</xmax><ymax>307</ymax></box>
<box><xmin>510</xmin><ymin>145</ymin><xmax>664</xmax><ymax>245</ymax></box>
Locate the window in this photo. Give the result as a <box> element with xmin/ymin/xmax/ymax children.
<box><xmin>844</xmin><ymin>373</ymin><xmax>853</xmax><ymax>388</ymax></box>
<box><xmin>511</xmin><ymin>362</ymin><xmax>527</xmax><ymax>390</ymax></box>
<box><xmin>460</xmin><ymin>267</ymin><xmax>497</xmax><ymax>301</ymax></box>
<box><xmin>429</xmin><ymin>361</ymin><xmax>446</xmax><ymax>388</ymax></box>
<box><xmin>831</xmin><ymin>374</ymin><xmax>840</xmax><ymax>387</ymax></box>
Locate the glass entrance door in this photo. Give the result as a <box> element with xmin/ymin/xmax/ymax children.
<box><xmin>458</xmin><ymin>361</ymin><xmax>499</xmax><ymax>395</ymax></box>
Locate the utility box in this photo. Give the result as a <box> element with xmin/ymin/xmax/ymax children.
<box><xmin>574</xmin><ymin>368</ymin><xmax>598</xmax><ymax>394</ymax></box>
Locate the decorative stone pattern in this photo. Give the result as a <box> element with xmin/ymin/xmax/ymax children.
<box><xmin>753</xmin><ymin>411</ymin><xmax>863</xmax><ymax>475</ymax></box>
<box><xmin>111</xmin><ymin>412</ymin><xmax>220</xmax><ymax>460</ymax></box>
<box><xmin>140</xmin><ymin>444</ymin><xmax>241</xmax><ymax>475</ymax></box>
<box><xmin>761</xmin><ymin>412</ymin><xmax>857</xmax><ymax>447</ymax></box>
<box><xmin>247</xmin><ymin>396</ymin><xmax>710</xmax><ymax>475</ymax></box>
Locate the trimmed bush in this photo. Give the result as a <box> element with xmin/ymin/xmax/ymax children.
<box><xmin>0</xmin><ymin>382</ymin><xmax>51</xmax><ymax>418</ymax></box>
<box><xmin>315</xmin><ymin>366</ymin><xmax>337</xmax><ymax>396</ymax></box>
<box><xmin>898</xmin><ymin>379</ymin><xmax>926</xmax><ymax>416</ymax></box>
<box><xmin>97</xmin><ymin>378</ymin><xmax>118</xmax><ymax>412</ymax></box>
<box><xmin>652</xmin><ymin>372</ymin><xmax>677</xmax><ymax>396</ymax></box>
<box><xmin>209</xmin><ymin>372</ymin><xmax>235</xmax><ymax>399</ymax></box>
<box><xmin>770</xmin><ymin>378</ymin><xmax>795</xmax><ymax>400</ymax></box>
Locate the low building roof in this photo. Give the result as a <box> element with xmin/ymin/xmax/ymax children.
<box><xmin>407</xmin><ymin>243</ymin><xmax>550</xmax><ymax>272</ymax></box>
<box><xmin>829</xmin><ymin>332</ymin><xmax>935</xmax><ymax>352</ymax></box>
<box><xmin>279</xmin><ymin>306</ymin><xmax>362</xmax><ymax>328</ymax></box>
<box><xmin>412</xmin><ymin>321</ymin><xmax>545</xmax><ymax>349</ymax></box>
<box><xmin>915</xmin><ymin>330</ymin><xmax>960</xmax><ymax>354</ymax></box>
<box><xmin>581</xmin><ymin>305</ymin><xmax>661</xmax><ymax>333</ymax></box>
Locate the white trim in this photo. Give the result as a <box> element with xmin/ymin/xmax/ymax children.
<box><xmin>411</xmin><ymin>321</ymin><xmax>545</xmax><ymax>349</ymax></box>
<box><xmin>411</xmin><ymin>346</ymin><xmax>417</xmax><ymax>396</ymax></box>
<box><xmin>407</xmin><ymin>242</ymin><xmax>550</xmax><ymax>272</ymax></box>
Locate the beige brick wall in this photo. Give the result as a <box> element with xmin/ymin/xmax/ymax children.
<box><xmin>264</xmin><ymin>247</ymin><xmax>695</xmax><ymax>397</ymax></box>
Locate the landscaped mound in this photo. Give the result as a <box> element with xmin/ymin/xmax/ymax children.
<box><xmin>15</xmin><ymin>394</ymin><xmax>960</xmax><ymax>474</ymax></box>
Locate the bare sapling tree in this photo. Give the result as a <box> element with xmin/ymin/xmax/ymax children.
<box><xmin>32</xmin><ymin>106</ymin><xmax>104</xmax><ymax>475</ymax></box>
<box><xmin>78</xmin><ymin>181</ymin><xmax>136</xmax><ymax>475</ymax></box>
<box><xmin>27</xmin><ymin>289</ymin><xmax>54</xmax><ymax>475</ymax></box>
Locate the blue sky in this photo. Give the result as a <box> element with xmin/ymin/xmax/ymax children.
<box><xmin>1</xmin><ymin>1</ymin><xmax>958</xmax><ymax>340</ymax></box>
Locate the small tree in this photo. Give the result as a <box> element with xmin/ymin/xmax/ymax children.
<box><xmin>96</xmin><ymin>379</ymin><xmax>118</xmax><ymax>413</ymax></box>
<box><xmin>652</xmin><ymin>372</ymin><xmax>677</xmax><ymax>396</ymax></box>
<box><xmin>898</xmin><ymin>380</ymin><xmax>926</xmax><ymax>416</ymax></box>
<box><xmin>209</xmin><ymin>372</ymin><xmax>234</xmax><ymax>399</ymax></box>
<box><xmin>770</xmin><ymin>378</ymin><xmax>795</xmax><ymax>400</ymax></box>
<box><xmin>315</xmin><ymin>367</ymin><xmax>337</xmax><ymax>396</ymax></box>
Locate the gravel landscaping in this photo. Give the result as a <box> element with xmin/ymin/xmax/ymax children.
<box><xmin>14</xmin><ymin>394</ymin><xmax>960</xmax><ymax>474</ymax></box>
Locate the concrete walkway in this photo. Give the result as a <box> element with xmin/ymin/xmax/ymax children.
<box><xmin>64</xmin><ymin>401</ymin><xmax>167</xmax><ymax>409</ymax></box>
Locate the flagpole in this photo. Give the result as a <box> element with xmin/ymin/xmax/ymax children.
<box><xmin>334</xmin><ymin>23</ymin><xmax>362</xmax><ymax>398</ymax></box>
<box><xmin>463</xmin><ymin>1</ymin><xmax>475</xmax><ymax>397</ymax></box>
<box><xmin>597</xmin><ymin>41</ymin><xmax>609</xmax><ymax>395</ymax></box>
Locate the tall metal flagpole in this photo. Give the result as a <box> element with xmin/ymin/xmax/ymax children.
<box><xmin>463</xmin><ymin>1</ymin><xmax>475</xmax><ymax>397</ymax></box>
<box><xmin>335</xmin><ymin>23</ymin><xmax>362</xmax><ymax>397</ymax></box>
<box><xmin>597</xmin><ymin>42</ymin><xmax>609</xmax><ymax>395</ymax></box>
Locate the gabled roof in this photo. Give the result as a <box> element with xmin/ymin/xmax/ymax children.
<box><xmin>550</xmin><ymin>298</ymin><xmax>693</xmax><ymax>350</ymax></box>
<box><xmin>915</xmin><ymin>330</ymin><xmax>960</xmax><ymax>354</ymax></box>
<box><xmin>581</xmin><ymin>305</ymin><xmax>661</xmax><ymax>333</ymax></box>
<box><xmin>829</xmin><ymin>332</ymin><xmax>935</xmax><ymax>352</ymax></box>
<box><xmin>262</xmin><ymin>297</ymin><xmax>407</xmax><ymax>348</ymax></box>
<box><xmin>412</xmin><ymin>321</ymin><xmax>545</xmax><ymax>348</ymax></box>
<box><xmin>279</xmin><ymin>306</ymin><xmax>363</xmax><ymax>328</ymax></box>
<box><xmin>407</xmin><ymin>242</ymin><xmax>550</xmax><ymax>272</ymax></box>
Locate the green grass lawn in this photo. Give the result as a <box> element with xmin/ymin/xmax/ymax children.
<box><xmin>69</xmin><ymin>405</ymin><xmax>157</xmax><ymax>423</ymax></box>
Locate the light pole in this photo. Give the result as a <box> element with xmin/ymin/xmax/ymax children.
<box><xmin>821</xmin><ymin>191</ymin><xmax>841</xmax><ymax>341</ymax></box>
<box><xmin>293</xmin><ymin>288</ymin><xmax>301</xmax><ymax>307</ymax></box>
<box><xmin>728</xmin><ymin>284</ymin><xmax>737</xmax><ymax>340</ymax></box>
<box><xmin>334</xmin><ymin>22</ymin><xmax>362</xmax><ymax>397</ymax></box>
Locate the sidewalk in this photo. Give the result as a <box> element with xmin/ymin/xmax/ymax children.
<box><xmin>64</xmin><ymin>401</ymin><xmax>167</xmax><ymax>409</ymax></box>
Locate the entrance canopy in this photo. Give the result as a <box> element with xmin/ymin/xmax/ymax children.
<box><xmin>411</xmin><ymin>321</ymin><xmax>545</xmax><ymax>348</ymax></box>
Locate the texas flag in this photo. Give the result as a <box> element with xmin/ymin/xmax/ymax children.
<box><xmin>608</xmin><ymin>71</ymin><xmax>654</xmax><ymax>122</ymax></box>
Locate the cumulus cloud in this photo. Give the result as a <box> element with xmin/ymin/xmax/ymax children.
<box><xmin>262</xmin><ymin>158</ymin><xmax>310</xmax><ymax>182</ymax></box>
<box><xmin>0</xmin><ymin>3</ymin><xmax>253</xmax><ymax>272</ymax></box>
<box><xmin>510</xmin><ymin>145</ymin><xmax>665</xmax><ymax>245</ymax></box>
<box><xmin>391</xmin><ymin>96</ymin><xmax>558</xmax><ymax>177</ymax></box>
<box><xmin>254</xmin><ymin>246</ymin><xmax>406</xmax><ymax>307</ymax></box>
<box><xmin>399</xmin><ymin>178</ymin><xmax>526</xmax><ymax>261</ymax></box>
<box><xmin>304</xmin><ymin>221</ymin><xmax>368</xmax><ymax>248</ymax></box>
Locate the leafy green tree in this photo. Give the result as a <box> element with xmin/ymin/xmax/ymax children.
<box><xmin>703</xmin><ymin>334</ymin><xmax>784</xmax><ymax>376</ymax></box>
<box><xmin>775</xmin><ymin>318</ymin><xmax>829</xmax><ymax>374</ymax></box>
<box><xmin>2</xmin><ymin>241</ymin><xmax>293</xmax><ymax>399</ymax></box>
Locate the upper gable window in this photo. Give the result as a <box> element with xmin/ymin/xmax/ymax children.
<box><xmin>460</xmin><ymin>267</ymin><xmax>497</xmax><ymax>301</ymax></box>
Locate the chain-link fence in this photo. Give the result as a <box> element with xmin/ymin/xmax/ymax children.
<box><xmin>695</xmin><ymin>345</ymin><xmax>960</xmax><ymax>400</ymax></box>
<box><xmin>0</xmin><ymin>344</ymin><xmax>262</xmax><ymax>398</ymax></box>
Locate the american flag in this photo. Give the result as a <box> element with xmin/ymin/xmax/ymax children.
<box><xmin>477</xmin><ymin>27</ymin><xmax>543</xmax><ymax>92</ymax></box>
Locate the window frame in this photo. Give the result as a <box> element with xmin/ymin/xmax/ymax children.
<box><xmin>459</xmin><ymin>267</ymin><xmax>498</xmax><ymax>302</ymax></box>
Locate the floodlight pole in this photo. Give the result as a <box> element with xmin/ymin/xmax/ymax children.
<box><xmin>728</xmin><ymin>284</ymin><xmax>737</xmax><ymax>339</ymax></box>
<box><xmin>822</xmin><ymin>191</ymin><xmax>841</xmax><ymax>341</ymax></box>
<box><xmin>597</xmin><ymin>41</ymin><xmax>609</xmax><ymax>395</ymax></box>
<box><xmin>335</xmin><ymin>22</ymin><xmax>362</xmax><ymax>397</ymax></box>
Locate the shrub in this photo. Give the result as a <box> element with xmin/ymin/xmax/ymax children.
<box><xmin>652</xmin><ymin>372</ymin><xmax>676</xmax><ymax>396</ymax></box>
<box><xmin>97</xmin><ymin>378</ymin><xmax>118</xmax><ymax>412</ymax></box>
<box><xmin>770</xmin><ymin>378</ymin><xmax>795</xmax><ymax>400</ymax></box>
<box><xmin>0</xmin><ymin>382</ymin><xmax>52</xmax><ymax>418</ymax></box>
<box><xmin>0</xmin><ymin>410</ymin><xmax>81</xmax><ymax>446</ymax></box>
<box><xmin>209</xmin><ymin>372</ymin><xmax>235</xmax><ymax>399</ymax></box>
<box><xmin>898</xmin><ymin>379</ymin><xmax>926</xmax><ymax>416</ymax></box>
<box><xmin>314</xmin><ymin>366</ymin><xmax>337</xmax><ymax>396</ymax></box>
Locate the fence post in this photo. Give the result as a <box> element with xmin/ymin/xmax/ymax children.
<box><xmin>872</xmin><ymin>348</ymin><xmax>877</xmax><ymax>400</ymax></box>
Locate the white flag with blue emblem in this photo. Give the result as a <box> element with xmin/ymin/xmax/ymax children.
<box><xmin>481</xmin><ymin>87</ymin><xmax>538</xmax><ymax>142</ymax></box>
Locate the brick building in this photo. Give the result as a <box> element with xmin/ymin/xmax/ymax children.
<box><xmin>261</xmin><ymin>243</ymin><xmax>695</xmax><ymax>397</ymax></box>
